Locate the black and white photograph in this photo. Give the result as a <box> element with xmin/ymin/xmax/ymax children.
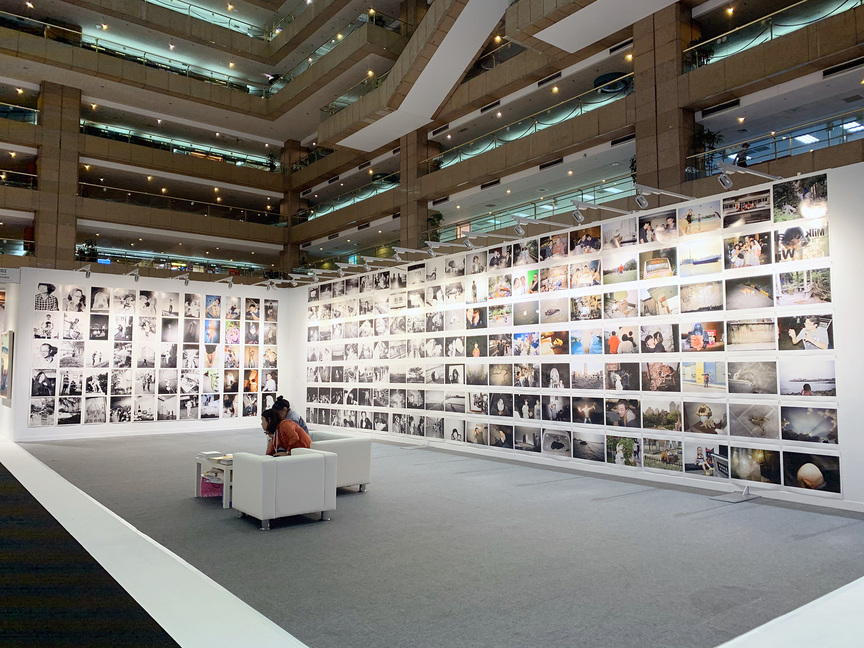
<box><xmin>468</xmin><ymin>390</ymin><xmax>488</xmax><ymax>415</ymax></box>
<box><xmin>466</xmin><ymin>421</ymin><xmax>488</xmax><ymax>445</ymax></box>
<box><xmin>489</xmin><ymin>363</ymin><xmax>513</xmax><ymax>387</ymax></box>
<box><xmin>514</xmin><ymin>425</ymin><xmax>541</xmax><ymax>452</ymax></box>
<box><xmin>542</xmin><ymin>429</ymin><xmax>571</xmax><ymax>456</ymax></box>
<box><xmin>84</xmin><ymin>396</ymin><xmax>107</xmax><ymax>424</ymax></box>
<box><xmin>28</xmin><ymin>397</ymin><xmax>55</xmax><ymax>427</ymax></box>
<box><xmin>489</xmin><ymin>392</ymin><xmax>513</xmax><ymax>417</ymax></box>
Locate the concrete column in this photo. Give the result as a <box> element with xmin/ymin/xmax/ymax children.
<box><xmin>400</xmin><ymin>0</ymin><xmax>428</xmax><ymax>31</ymax></box>
<box><xmin>398</xmin><ymin>129</ymin><xmax>430</xmax><ymax>249</ymax></box>
<box><xmin>35</xmin><ymin>81</ymin><xmax>81</xmax><ymax>268</ymax></box>
<box><xmin>632</xmin><ymin>4</ymin><xmax>696</xmax><ymax>194</ymax></box>
<box><xmin>278</xmin><ymin>243</ymin><xmax>301</xmax><ymax>274</ymax></box>
<box><xmin>280</xmin><ymin>139</ymin><xmax>304</xmax><ymax>226</ymax></box>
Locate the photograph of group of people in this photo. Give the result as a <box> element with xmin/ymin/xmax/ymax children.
<box><xmin>305</xmin><ymin>174</ymin><xmax>839</xmax><ymax>495</ymax></box>
<box><xmin>29</xmin><ymin>280</ymin><xmax>278</xmax><ymax>427</ymax></box>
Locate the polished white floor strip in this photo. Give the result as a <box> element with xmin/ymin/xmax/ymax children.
<box><xmin>0</xmin><ymin>440</ymin><xmax>307</xmax><ymax>648</ymax></box>
<box><xmin>717</xmin><ymin>573</ymin><xmax>864</xmax><ymax>647</ymax></box>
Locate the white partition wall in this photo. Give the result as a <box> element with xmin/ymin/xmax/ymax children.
<box><xmin>299</xmin><ymin>161</ymin><xmax>864</xmax><ymax>512</ymax></box>
<box><xmin>9</xmin><ymin>267</ymin><xmax>290</xmax><ymax>442</ymax></box>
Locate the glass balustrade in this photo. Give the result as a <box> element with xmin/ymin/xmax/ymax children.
<box><xmin>0</xmin><ymin>101</ymin><xmax>39</xmax><ymax>124</ymax></box>
<box><xmin>320</xmin><ymin>69</ymin><xmax>392</xmax><ymax>117</ymax></box>
<box><xmin>0</xmin><ymin>169</ymin><xmax>38</xmax><ymax>189</ymax></box>
<box><xmin>79</xmin><ymin>182</ymin><xmax>280</xmax><ymax>225</ymax></box>
<box><xmin>684</xmin><ymin>0</ymin><xmax>863</xmax><ymax>72</ymax></box>
<box><xmin>79</xmin><ymin>120</ymin><xmax>278</xmax><ymax>171</ymax></box>
<box><xmin>424</xmin><ymin>174</ymin><xmax>635</xmax><ymax>243</ymax></box>
<box><xmin>0</xmin><ymin>10</ymin><xmax>268</xmax><ymax>94</ymax></box>
<box><xmin>462</xmin><ymin>42</ymin><xmax>526</xmax><ymax>83</ymax></box>
<box><xmin>423</xmin><ymin>73</ymin><xmax>634</xmax><ymax>174</ymax></box>
<box><xmin>0</xmin><ymin>237</ymin><xmax>34</xmax><ymax>256</ymax></box>
<box><xmin>297</xmin><ymin>171</ymin><xmax>400</xmax><ymax>223</ymax></box>
<box><xmin>685</xmin><ymin>108</ymin><xmax>864</xmax><ymax>179</ymax></box>
<box><xmin>76</xmin><ymin>246</ymin><xmax>272</xmax><ymax>276</ymax></box>
<box><xmin>291</xmin><ymin>147</ymin><xmax>336</xmax><ymax>173</ymax></box>
<box><xmin>142</xmin><ymin>0</ymin><xmax>265</xmax><ymax>38</ymax></box>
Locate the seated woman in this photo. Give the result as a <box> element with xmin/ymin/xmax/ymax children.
<box><xmin>261</xmin><ymin>408</ymin><xmax>311</xmax><ymax>457</ymax></box>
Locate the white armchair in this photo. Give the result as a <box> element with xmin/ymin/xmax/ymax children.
<box><xmin>309</xmin><ymin>431</ymin><xmax>372</xmax><ymax>492</ymax></box>
<box><xmin>231</xmin><ymin>448</ymin><xmax>337</xmax><ymax>530</ymax></box>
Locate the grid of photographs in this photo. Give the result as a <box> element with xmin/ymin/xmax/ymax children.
<box><xmin>30</xmin><ymin>282</ymin><xmax>278</xmax><ymax>427</ymax></box>
<box><xmin>305</xmin><ymin>174</ymin><xmax>839</xmax><ymax>496</ymax></box>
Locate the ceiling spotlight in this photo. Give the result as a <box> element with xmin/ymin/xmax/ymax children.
<box><xmin>571</xmin><ymin>207</ymin><xmax>584</xmax><ymax>224</ymax></box>
<box><xmin>125</xmin><ymin>268</ymin><xmax>140</xmax><ymax>282</ymax></box>
<box><xmin>288</xmin><ymin>279</ymin><xmax>298</xmax><ymax>287</ymax></box>
<box><xmin>514</xmin><ymin>223</ymin><xmax>525</xmax><ymax>237</ymax></box>
<box><xmin>716</xmin><ymin>160</ymin><xmax>782</xmax><ymax>183</ymax></box>
<box><xmin>462</xmin><ymin>236</ymin><xmax>478</xmax><ymax>249</ymax></box>
<box><xmin>634</xmin><ymin>189</ymin><xmax>650</xmax><ymax>210</ymax></box>
<box><xmin>337</xmin><ymin>266</ymin><xmax>345</xmax><ymax>277</ymax></box>
<box><xmin>423</xmin><ymin>241</ymin><xmax>442</xmax><ymax>257</ymax></box>
<box><xmin>216</xmin><ymin>276</ymin><xmax>234</xmax><ymax>289</ymax></box>
<box><xmin>77</xmin><ymin>264</ymin><xmax>92</xmax><ymax>279</ymax></box>
<box><xmin>174</xmin><ymin>272</ymin><xmax>190</xmax><ymax>286</ymax></box>
<box><xmin>634</xmin><ymin>184</ymin><xmax>696</xmax><ymax>207</ymax></box>
<box><xmin>718</xmin><ymin>171</ymin><xmax>734</xmax><ymax>190</ymax></box>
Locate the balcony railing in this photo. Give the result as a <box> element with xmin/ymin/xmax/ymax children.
<box><xmin>462</xmin><ymin>41</ymin><xmax>527</xmax><ymax>83</ymax></box>
<box><xmin>320</xmin><ymin>69</ymin><xmax>392</xmax><ymax>117</ymax></box>
<box><xmin>79</xmin><ymin>182</ymin><xmax>280</xmax><ymax>225</ymax></box>
<box><xmin>0</xmin><ymin>100</ymin><xmax>38</xmax><ymax>124</ymax></box>
<box><xmin>0</xmin><ymin>10</ymin><xmax>270</xmax><ymax>95</ymax></box>
<box><xmin>422</xmin><ymin>73</ymin><xmax>634</xmax><ymax>174</ymax></box>
<box><xmin>684</xmin><ymin>0</ymin><xmax>863</xmax><ymax>72</ymax></box>
<box><xmin>297</xmin><ymin>171</ymin><xmax>401</xmax><ymax>224</ymax></box>
<box><xmin>686</xmin><ymin>107</ymin><xmax>864</xmax><ymax>179</ymax></box>
<box><xmin>424</xmin><ymin>173</ymin><xmax>635</xmax><ymax>243</ymax></box>
<box><xmin>142</xmin><ymin>0</ymin><xmax>266</xmax><ymax>38</ymax></box>
<box><xmin>80</xmin><ymin>120</ymin><xmax>279</xmax><ymax>172</ymax></box>
<box><xmin>291</xmin><ymin>147</ymin><xmax>336</xmax><ymax>173</ymax></box>
<box><xmin>0</xmin><ymin>169</ymin><xmax>38</xmax><ymax>189</ymax></box>
<box><xmin>0</xmin><ymin>237</ymin><xmax>34</xmax><ymax>256</ymax></box>
<box><xmin>77</xmin><ymin>246</ymin><xmax>274</xmax><ymax>276</ymax></box>
<box><xmin>279</xmin><ymin>11</ymin><xmax>410</xmax><ymax>89</ymax></box>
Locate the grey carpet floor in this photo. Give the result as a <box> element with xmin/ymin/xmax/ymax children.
<box><xmin>22</xmin><ymin>431</ymin><xmax>864</xmax><ymax>648</ymax></box>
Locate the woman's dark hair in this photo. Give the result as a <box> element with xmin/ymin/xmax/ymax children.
<box><xmin>273</xmin><ymin>396</ymin><xmax>290</xmax><ymax>413</ymax></box>
<box><xmin>261</xmin><ymin>408</ymin><xmax>279</xmax><ymax>434</ymax></box>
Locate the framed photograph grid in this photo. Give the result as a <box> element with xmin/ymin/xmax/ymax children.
<box><xmin>305</xmin><ymin>174</ymin><xmax>840</xmax><ymax>496</ymax></box>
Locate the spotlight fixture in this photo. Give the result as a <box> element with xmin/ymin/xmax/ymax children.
<box><xmin>423</xmin><ymin>242</ymin><xmax>441</xmax><ymax>257</ymax></box>
<box><xmin>462</xmin><ymin>235</ymin><xmax>479</xmax><ymax>249</ymax></box>
<box><xmin>570</xmin><ymin>200</ymin><xmax>631</xmax><ymax>223</ymax></box>
<box><xmin>715</xmin><ymin>161</ymin><xmax>782</xmax><ymax>190</ymax></box>
<box><xmin>216</xmin><ymin>276</ymin><xmax>234</xmax><ymax>289</ymax></box>
<box><xmin>337</xmin><ymin>266</ymin><xmax>345</xmax><ymax>277</ymax></box>
<box><xmin>393</xmin><ymin>246</ymin><xmax>422</xmax><ymax>262</ymax></box>
<box><xmin>513</xmin><ymin>214</ymin><xmax>573</xmax><ymax>234</ymax></box>
<box><xmin>174</xmin><ymin>272</ymin><xmax>190</xmax><ymax>286</ymax></box>
<box><xmin>125</xmin><ymin>268</ymin><xmax>140</xmax><ymax>282</ymax></box>
<box><xmin>76</xmin><ymin>264</ymin><xmax>92</xmax><ymax>279</ymax></box>
<box><xmin>288</xmin><ymin>279</ymin><xmax>298</xmax><ymax>287</ymax></box>
<box><xmin>633</xmin><ymin>184</ymin><xmax>696</xmax><ymax>210</ymax></box>
<box><xmin>514</xmin><ymin>223</ymin><xmax>525</xmax><ymax>237</ymax></box>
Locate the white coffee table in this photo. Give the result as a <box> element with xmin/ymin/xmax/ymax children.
<box><xmin>195</xmin><ymin>455</ymin><xmax>234</xmax><ymax>509</ymax></box>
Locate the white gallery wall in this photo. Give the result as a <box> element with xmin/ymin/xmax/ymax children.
<box><xmin>299</xmin><ymin>161</ymin><xmax>864</xmax><ymax>512</ymax></box>
<box><xmin>8</xmin><ymin>267</ymin><xmax>301</xmax><ymax>442</ymax></box>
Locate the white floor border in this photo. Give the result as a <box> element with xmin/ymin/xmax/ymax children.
<box><xmin>0</xmin><ymin>440</ymin><xmax>307</xmax><ymax>648</ymax></box>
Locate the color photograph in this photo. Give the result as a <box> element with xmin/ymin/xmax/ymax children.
<box><xmin>777</xmin><ymin>314</ymin><xmax>833</xmax><ymax>351</ymax></box>
<box><xmin>638</xmin><ymin>210</ymin><xmax>677</xmax><ymax>243</ymax></box>
<box><xmin>540</xmin><ymin>233</ymin><xmax>569</xmax><ymax>261</ymax></box>
<box><xmin>570</xmin><ymin>329</ymin><xmax>603</xmax><ymax>355</ymax></box>
<box><xmin>774</xmin><ymin>223</ymin><xmax>830</xmax><ymax>263</ymax></box>
<box><xmin>542</xmin><ymin>395</ymin><xmax>571</xmax><ymax>422</ymax></box>
<box><xmin>680</xmin><ymin>281</ymin><xmax>723</xmax><ymax>313</ymax></box>
<box><xmin>602</xmin><ymin>217</ymin><xmax>637</xmax><ymax>248</ymax></box>
<box><xmin>605</xmin><ymin>362</ymin><xmax>640</xmax><ymax>391</ymax></box>
<box><xmin>783</xmin><ymin>451</ymin><xmax>840</xmax><ymax>493</ymax></box>
<box><xmin>513</xmin><ymin>300</ymin><xmax>540</xmax><ymax>326</ymax></box>
<box><xmin>642</xmin><ymin>438</ymin><xmax>682</xmax><ymax>472</ymax></box>
<box><xmin>641</xmin><ymin>361</ymin><xmax>680</xmax><ymax>392</ymax></box>
<box><xmin>722</xmin><ymin>189</ymin><xmax>771</xmax><ymax>228</ymax></box>
<box><xmin>677</xmin><ymin>199</ymin><xmax>721</xmax><ymax>236</ymax></box>
<box><xmin>604</xmin><ymin>326</ymin><xmax>639</xmax><ymax>354</ymax></box>
<box><xmin>539</xmin><ymin>265</ymin><xmax>568</xmax><ymax>292</ymax></box>
<box><xmin>515</xmin><ymin>394</ymin><xmax>542</xmax><ymax>421</ymax></box>
<box><xmin>601</xmin><ymin>251</ymin><xmax>638</xmax><ymax>284</ymax></box>
<box><xmin>542</xmin><ymin>429</ymin><xmax>571</xmax><ymax>456</ymax></box>
<box><xmin>641</xmin><ymin>397</ymin><xmax>682</xmax><ymax>432</ymax></box>
<box><xmin>684</xmin><ymin>442</ymin><xmax>728</xmax><ymax>478</ymax></box>
<box><xmin>678</xmin><ymin>237</ymin><xmax>723</xmax><ymax>277</ymax></box>
<box><xmin>639</xmin><ymin>285</ymin><xmax>679</xmax><ymax>317</ymax></box>
<box><xmin>513</xmin><ymin>362</ymin><xmax>540</xmax><ymax>388</ymax></box>
<box><xmin>570</xmin><ymin>361</ymin><xmax>604</xmax><ymax>389</ymax></box>
<box><xmin>775</xmin><ymin>268</ymin><xmax>831</xmax><ymax>306</ymax></box>
<box><xmin>571</xmin><ymin>295</ymin><xmax>602</xmax><ymax>321</ymax></box>
<box><xmin>730</xmin><ymin>446</ymin><xmax>781</xmax><ymax>485</ymax></box>
<box><xmin>487</xmin><ymin>245</ymin><xmax>512</xmax><ymax>269</ymax></box>
<box><xmin>727</xmin><ymin>318</ymin><xmax>775</xmax><ymax>351</ymax></box>
<box><xmin>724</xmin><ymin>232</ymin><xmax>771</xmax><ymax>269</ymax></box>
<box><xmin>639</xmin><ymin>324</ymin><xmax>678</xmax><ymax>353</ymax></box>
<box><xmin>778</xmin><ymin>358</ymin><xmax>835</xmax><ymax>396</ymax></box>
<box><xmin>683</xmin><ymin>401</ymin><xmax>728</xmax><ymax>435</ymax></box>
<box><xmin>680</xmin><ymin>321</ymin><xmax>724</xmax><ymax>352</ymax></box>
<box><xmin>639</xmin><ymin>247</ymin><xmax>677</xmax><ymax>280</ymax></box>
<box><xmin>606</xmin><ymin>435</ymin><xmax>640</xmax><ymax>467</ymax></box>
<box><xmin>571</xmin><ymin>430</ymin><xmax>605</xmax><ymax>462</ymax></box>
<box><xmin>773</xmin><ymin>174</ymin><xmax>827</xmax><ymax>222</ymax></box>
<box><xmin>603</xmin><ymin>290</ymin><xmax>638</xmax><ymax>319</ymax></box>
<box><xmin>512</xmin><ymin>240</ymin><xmax>539</xmax><ymax>266</ymax></box>
<box><xmin>781</xmin><ymin>406</ymin><xmax>837</xmax><ymax>444</ymax></box>
<box><xmin>724</xmin><ymin>275</ymin><xmax>774</xmax><ymax>310</ymax></box>
<box><xmin>569</xmin><ymin>260</ymin><xmax>601</xmax><ymax>288</ymax></box>
<box><xmin>569</xmin><ymin>226</ymin><xmax>602</xmax><ymax>255</ymax></box>
<box><xmin>572</xmin><ymin>397</ymin><xmax>605</xmax><ymax>426</ymax></box>
<box><xmin>681</xmin><ymin>361</ymin><xmax>726</xmax><ymax>393</ymax></box>
<box><xmin>729</xmin><ymin>403</ymin><xmax>779</xmax><ymax>439</ymax></box>
<box><xmin>540</xmin><ymin>330</ymin><xmax>568</xmax><ymax>355</ymax></box>
<box><xmin>539</xmin><ymin>297</ymin><xmax>569</xmax><ymax>324</ymax></box>
<box><xmin>541</xmin><ymin>363</ymin><xmax>570</xmax><ymax>389</ymax></box>
<box><xmin>605</xmin><ymin>398</ymin><xmax>640</xmax><ymax>428</ymax></box>
<box><xmin>490</xmin><ymin>392</ymin><xmax>513</xmax><ymax>417</ymax></box>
